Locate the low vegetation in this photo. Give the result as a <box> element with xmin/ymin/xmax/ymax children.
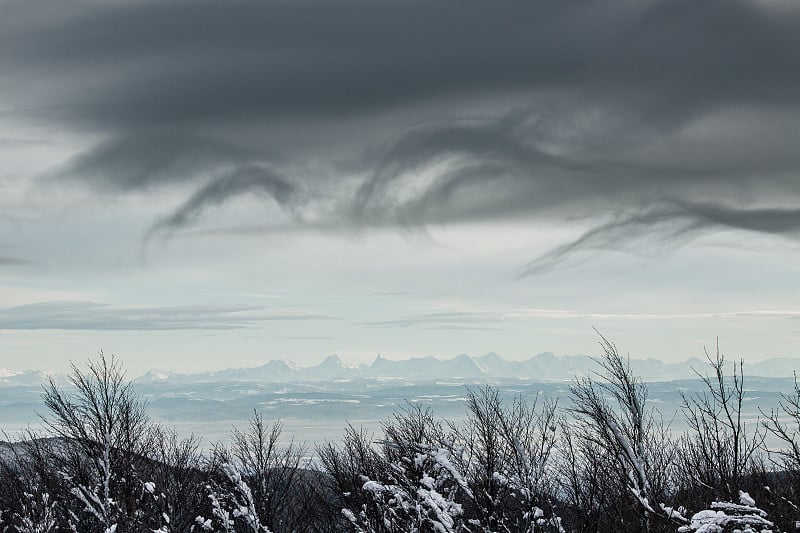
<box><xmin>1</xmin><ymin>338</ymin><xmax>799</xmax><ymax>532</ymax></box>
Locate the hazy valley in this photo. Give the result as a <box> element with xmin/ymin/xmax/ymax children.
<box><xmin>2</xmin><ymin>352</ymin><xmax>796</xmax><ymax>447</ymax></box>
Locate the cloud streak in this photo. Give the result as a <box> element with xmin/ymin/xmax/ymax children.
<box><xmin>518</xmin><ymin>202</ymin><xmax>800</xmax><ymax>276</ymax></box>
<box><xmin>0</xmin><ymin>246</ymin><xmax>30</xmax><ymax>266</ymax></box>
<box><xmin>0</xmin><ymin>301</ymin><xmax>337</xmax><ymax>330</ymax></box>
<box><xmin>363</xmin><ymin>306</ymin><xmax>800</xmax><ymax>329</ymax></box>
<box><xmin>148</xmin><ymin>164</ymin><xmax>302</xmax><ymax>236</ymax></box>
<box><xmin>0</xmin><ymin>256</ymin><xmax>30</xmax><ymax>266</ymax></box>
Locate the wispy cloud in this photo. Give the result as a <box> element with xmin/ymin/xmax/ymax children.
<box><xmin>0</xmin><ymin>137</ymin><xmax>55</xmax><ymax>148</ymax></box>
<box><xmin>271</xmin><ymin>335</ymin><xmax>335</xmax><ymax>340</ymax></box>
<box><xmin>368</xmin><ymin>291</ymin><xmax>412</xmax><ymax>297</ymax></box>
<box><xmin>517</xmin><ymin>202</ymin><xmax>800</xmax><ymax>276</ymax></box>
<box><xmin>506</xmin><ymin>308</ymin><xmax>800</xmax><ymax>321</ymax></box>
<box><xmin>362</xmin><ymin>307</ymin><xmax>800</xmax><ymax>329</ymax></box>
<box><xmin>147</xmin><ymin>164</ymin><xmax>302</xmax><ymax>237</ymax></box>
<box><xmin>0</xmin><ymin>255</ymin><xmax>30</xmax><ymax>266</ymax></box>
<box><xmin>363</xmin><ymin>311</ymin><xmax>504</xmax><ymax>329</ymax></box>
<box><xmin>0</xmin><ymin>301</ymin><xmax>338</xmax><ymax>330</ymax></box>
<box><xmin>0</xmin><ymin>245</ymin><xmax>31</xmax><ymax>266</ymax></box>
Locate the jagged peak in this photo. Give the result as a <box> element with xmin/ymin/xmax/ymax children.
<box><xmin>263</xmin><ymin>359</ymin><xmax>298</xmax><ymax>370</ymax></box>
<box><xmin>319</xmin><ymin>354</ymin><xmax>343</xmax><ymax>366</ymax></box>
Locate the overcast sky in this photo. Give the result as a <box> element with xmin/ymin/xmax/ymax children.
<box><xmin>2</xmin><ymin>0</ymin><xmax>800</xmax><ymax>374</ymax></box>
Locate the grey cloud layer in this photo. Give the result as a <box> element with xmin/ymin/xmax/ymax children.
<box><xmin>5</xmin><ymin>0</ymin><xmax>797</xmax><ymax>128</ymax></box>
<box><xmin>57</xmin><ymin>134</ymin><xmax>261</xmax><ymax>191</ymax></box>
<box><xmin>4</xmin><ymin>0</ymin><xmax>800</xmax><ymax>272</ymax></box>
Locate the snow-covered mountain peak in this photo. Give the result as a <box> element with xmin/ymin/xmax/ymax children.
<box><xmin>0</xmin><ymin>369</ymin><xmax>21</xmax><ymax>378</ymax></box>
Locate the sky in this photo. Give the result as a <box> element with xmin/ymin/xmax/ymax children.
<box><xmin>2</xmin><ymin>0</ymin><xmax>800</xmax><ymax>375</ymax></box>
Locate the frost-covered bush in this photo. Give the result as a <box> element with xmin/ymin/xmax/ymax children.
<box><xmin>452</xmin><ymin>387</ymin><xmax>563</xmax><ymax>533</ymax></box>
<box><xmin>352</xmin><ymin>443</ymin><xmax>471</xmax><ymax>533</ymax></box>
<box><xmin>678</xmin><ymin>492</ymin><xmax>777</xmax><ymax>533</ymax></box>
<box><xmin>39</xmin><ymin>354</ymin><xmax>164</xmax><ymax>532</ymax></box>
<box><xmin>325</xmin><ymin>406</ymin><xmax>469</xmax><ymax>532</ymax></box>
<box><xmin>567</xmin><ymin>335</ymin><xmax>686</xmax><ymax>533</ymax></box>
<box><xmin>195</xmin><ymin>462</ymin><xmax>273</xmax><ymax>533</ymax></box>
<box><xmin>322</xmin><ymin>395</ymin><xmax>564</xmax><ymax>533</ymax></box>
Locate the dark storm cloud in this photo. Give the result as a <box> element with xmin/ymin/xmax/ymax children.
<box><xmin>351</xmin><ymin>117</ymin><xmax>588</xmax><ymax>223</ymax></box>
<box><xmin>0</xmin><ymin>1</ymin><xmax>604</xmax><ymax>127</ymax></box>
<box><xmin>4</xmin><ymin>0</ymin><xmax>797</xmax><ymax>128</ymax></box>
<box><xmin>4</xmin><ymin>0</ymin><xmax>800</xmax><ymax>269</ymax></box>
<box><xmin>58</xmin><ymin>133</ymin><xmax>261</xmax><ymax>191</ymax></box>
<box><xmin>0</xmin><ymin>301</ymin><xmax>337</xmax><ymax>330</ymax></box>
<box><xmin>348</xmin><ymin>107</ymin><xmax>800</xmax><ymax>228</ymax></box>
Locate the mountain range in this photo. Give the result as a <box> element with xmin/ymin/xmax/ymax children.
<box><xmin>129</xmin><ymin>352</ymin><xmax>800</xmax><ymax>385</ymax></box>
<box><xmin>2</xmin><ymin>352</ymin><xmax>797</xmax><ymax>388</ymax></box>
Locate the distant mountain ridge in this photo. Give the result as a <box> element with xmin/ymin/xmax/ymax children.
<box><xmin>130</xmin><ymin>352</ymin><xmax>800</xmax><ymax>385</ymax></box>
<box><xmin>0</xmin><ymin>369</ymin><xmax>56</xmax><ymax>387</ymax></box>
